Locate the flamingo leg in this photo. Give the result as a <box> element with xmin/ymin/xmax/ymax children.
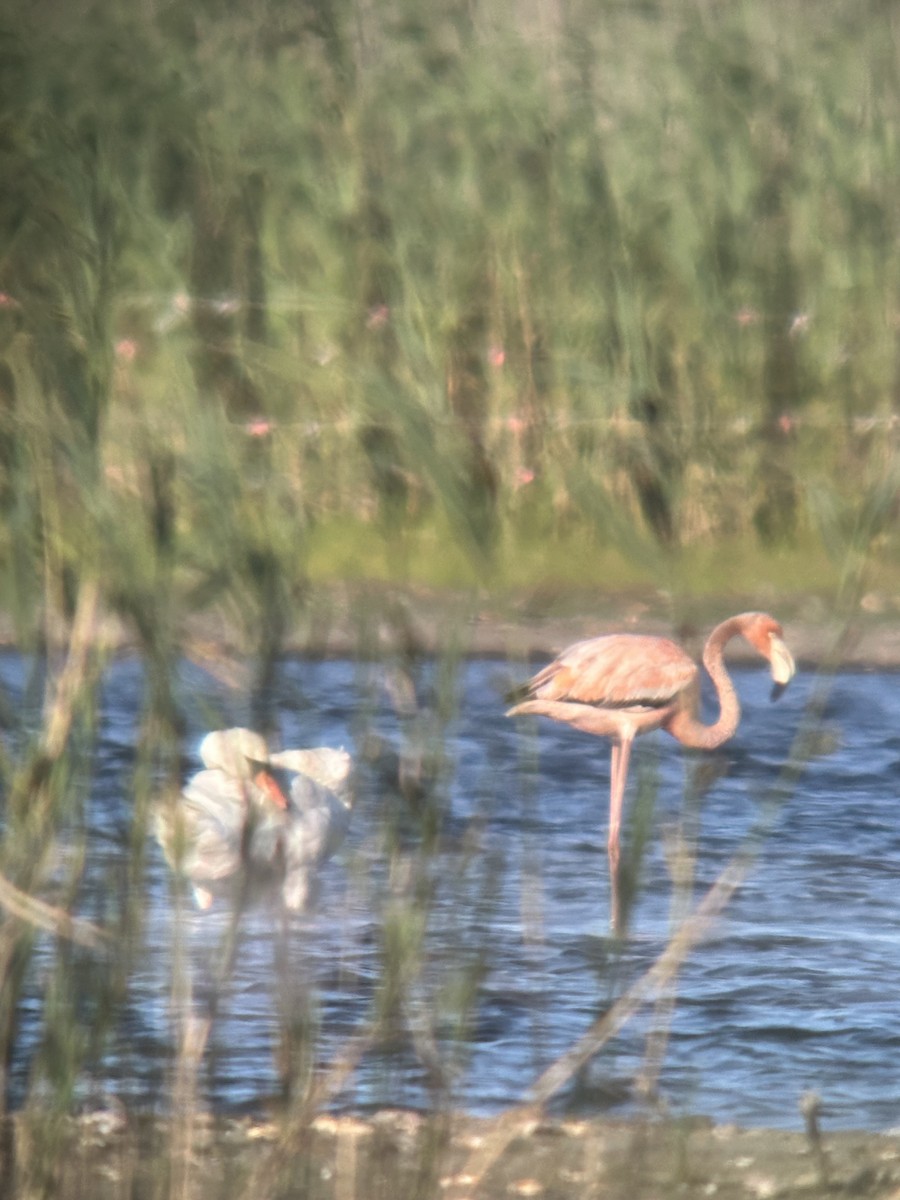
<box><xmin>608</xmin><ymin>735</ymin><xmax>633</xmax><ymax>932</ymax></box>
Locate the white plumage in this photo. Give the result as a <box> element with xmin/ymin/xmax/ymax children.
<box><xmin>155</xmin><ymin>728</ymin><xmax>353</xmax><ymax>911</ymax></box>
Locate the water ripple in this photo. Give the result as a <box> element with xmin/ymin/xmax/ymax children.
<box><xmin>6</xmin><ymin>660</ymin><xmax>900</xmax><ymax>1130</ymax></box>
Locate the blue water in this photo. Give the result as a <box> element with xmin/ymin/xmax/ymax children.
<box><xmin>4</xmin><ymin>654</ymin><xmax>900</xmax><ymax>1131</ymax></box>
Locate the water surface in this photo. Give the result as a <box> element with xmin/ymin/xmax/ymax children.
<box><xmin>5</xmin><ymin>656</ymin><xmax>899</xmax><ymax>1131</ymax></box>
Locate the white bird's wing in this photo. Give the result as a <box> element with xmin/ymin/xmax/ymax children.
<box><xmin>180</xmin><ymin>769</ymin><xmax>248</xmax><ymax>825</ymax></box>
<box><xmin>155</xmin><ymin>769</ymin><xmax>248</xmax><ymax>882</ymax></box>
<box><xmin>277</xmin><ymin>784</ymin><xmax>352</xmax><ymax>913</ymax></box>
<box><xmin>244</xmin><ymin>804</ymin><xmax>289</xmax><ymax>872</ymax></box>
<box><xmin>269</xmin><ymin>747</ymin><xmax>352</xmax><ymax>799</ymax></box>
<box><xmin>286</xmin><ymin>772</ymin><xmax>335</xmax><ymax>813</ymax></box>
<box><xmin>283</xmin><ymin>782</ymin><xmax>352</xmax><ymax>867</ymax></box>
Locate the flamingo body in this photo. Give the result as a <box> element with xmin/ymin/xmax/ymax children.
<box><xmin>517</xmin><ymin>633</ymin><xmax>699</xmax><ymax>722</ymax></box>
<box><xmin>155</xmin><ymin>728</ymin><xmax>353</xmax><ymax>912</ymax></box>
<box><xmin>507</xmin><ymin>612</ymin><xmax>795</xmax><ymax>927</ymax></box>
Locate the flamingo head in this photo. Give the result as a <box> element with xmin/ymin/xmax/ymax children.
<box><xmin>740</xmin><ymin>614</ymin><xmax>796</xmax><ymax>700</ymax></box>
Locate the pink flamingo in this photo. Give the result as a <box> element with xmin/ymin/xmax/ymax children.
<box><xmin>507</xmin><ymin>613</ymin><xmax>795</xmax><ymax>928</ymax></box>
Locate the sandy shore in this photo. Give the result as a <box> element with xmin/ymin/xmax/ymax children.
<box><xmin>14</xmin><ymin>584</ymin><xmax>898</xmax><ymax>669</ymax></box>
<box><xmin>209</xmin><ymin>585</ymin><xmax>900</xmax><ymax>669</ymax></box>
<box><xmin>7</xmin><ymin>1107</ymin><xmax>900</xmax><ymax>1199</ymax></box>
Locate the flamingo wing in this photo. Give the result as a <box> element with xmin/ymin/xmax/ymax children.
<box><xmin>526</xmin><ymin>634</ymin><xmax>698</xmax><ymax>709</ymax></box>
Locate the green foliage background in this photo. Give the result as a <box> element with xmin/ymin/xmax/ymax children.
<box><xmin>2</xmin><ymin>0</ymin><xmax>900</xmax><ymax>652</ymax></box>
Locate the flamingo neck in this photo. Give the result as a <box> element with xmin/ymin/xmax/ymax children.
<box><xmin>666</xmin><ymin>616</ymin><xmax>743</xmax><ymax>750</ymax></box>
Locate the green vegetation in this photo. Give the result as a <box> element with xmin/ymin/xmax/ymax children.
<box><xmin>3</xmin><ymin>0</ymin><xmax>900</xmax><ymax>647</ymax></box>
<box><xmin>0</xmin><ymin>0</ymin><xmax>897</xmax><ymax>1193</ymax></box>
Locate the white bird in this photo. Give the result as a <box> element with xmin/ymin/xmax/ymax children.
<box><xmin>155</xmin><ymin>727</ymin><xmax>353</xmax><ymax>911</ymax></box>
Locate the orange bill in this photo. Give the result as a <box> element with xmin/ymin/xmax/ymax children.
<box><xmin>254</xmin><ymin>768</ymin><xmax>289</xmax><ymax>810</ymax></box>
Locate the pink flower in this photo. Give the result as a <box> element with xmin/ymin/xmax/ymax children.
<box><xmin>514</xmin><ymin>466</ymin><xmax>535</xmax><ymax>489</ymax></box>
<box><xmin>115</xmin><ymin>338</ymin><xmax>138</xmax><ymax>362</ymax></box>
<box><xmin>244</xmin><ymin>417</ymin><xmax>276</xmax><ymax>437</ymax></box>
<box><xmin>488</xmin><ymin>344</ymin><xmax>506</xmax><ymax>368</ymax></box>
<box><xmin>366</xmin><ymin>304</ymin><xmax>390</xmax><ymax>330</ymax></box>
<box><xmin>789</xmin><ymin>311</ymin><xmax>810</xmax><ymax>338</ymax></box>
<box><xmin>212</xmin><ymin>294</ymin><xmax>240</xmax><ymax>315</ymax></box>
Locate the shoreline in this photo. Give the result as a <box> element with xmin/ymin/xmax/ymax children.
<box><xmin>8</xmin><ymin>1107</ymin><xmax>900</xmax><ymax>1199</ymax></box>
<box><xmin>6</xmin><ymin>586</ymin><xmax>900</xmax><ymax>669</ymax></box>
